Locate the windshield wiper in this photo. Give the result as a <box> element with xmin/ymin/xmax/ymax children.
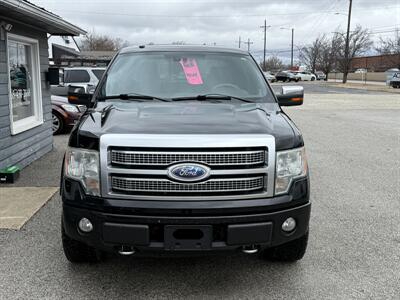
<box><xmin>171</xmin><ymin>94</ymin><xmax>253</xmax><ymax>103</ymax></box>
<box><xmin>97</xmin><ymin>93</ymin><xmax>170</xmax><ymax>102</ymax></box>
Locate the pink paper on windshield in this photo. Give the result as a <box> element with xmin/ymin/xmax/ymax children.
<box><xmin>179</xmin><ymin>58</ymin><xmax>203</xmax><ymax>85</ymax></box>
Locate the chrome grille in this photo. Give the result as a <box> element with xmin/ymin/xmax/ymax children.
<box><xmin>100</xmin><ymin>134</ymin><xmax>276</xmax><ymax>200</ymax></box>
<box><xmin>111</xmin><ymin>150</ymin><xmax>266</xmax><ymax>166</ymax></box>
<box><xmin>112</xmin><ymin>176</ymin><xmax>264</xmax><ymax>193</ymax></box>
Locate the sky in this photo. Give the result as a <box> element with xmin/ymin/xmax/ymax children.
<box><xmin>32</xmin><ymin>0</ymin><xmax>400</xmax><ymax>63</ymax></box>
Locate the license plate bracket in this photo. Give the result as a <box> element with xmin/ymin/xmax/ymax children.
<box><xmin>164</xmin><ymin>225</ymin><xmax>212</xmax><ymax>250</ymax></box>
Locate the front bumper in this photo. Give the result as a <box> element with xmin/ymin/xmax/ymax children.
<box><xmin>63</xmin><ymin>200</ymin><xmax>310</xmax><ymax>254</ymax></box>
<box><xmin>62</xmin><ymin>175</ymin><xmax>310</xmax><ymax>254</ymax></box>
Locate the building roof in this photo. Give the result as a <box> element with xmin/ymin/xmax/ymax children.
<box><xmin>119</xmin><ymin>45</ymin><xmax>249</xmax><ymax>55</ymax></box>
<box><xmin>0</xmin><ymin>0</ymin><xmax>86</xmax><ymax>36</ymax></box>
<box><xmin>78</xmin><ymin>50</ymin><xmax>117</xmax><ymax>59</ymax></box>
<box><xmin>53</xmin><ymin>43</ymin><xmax>80</xmax><ymax>56</ymax></box>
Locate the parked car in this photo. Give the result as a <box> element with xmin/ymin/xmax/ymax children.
<box><xmin>293</xmin><ymin>71</ymin><xmax>316</xmax><ymax>81</ymax></box>
<box><xmin>389</xmin><ymin>72</ymin><xmax>400</xmax><ymax>88</ymax></box>
<box><xmin>315</xmin><ymin>71</ymin><xmax>326</xmax><ymax>81</ymax></box>
<box><xmin>263</xmin><ymin>71</ymin><xmax>276</xmax><ymax>82</ymax></box>
<box><xmin>275</xmin><ymin>71</ymin><xmax>300</xmax><ymax>82</ymax></box>
<box><xmin>60</xmin><ymin>45</ymin><xmax>310</xmax><ymax>263</ymax></box>
<box><xmin>355</xmin><ymin>68</ymin><xmax>367</xmax><ymax>74</ymax></box>
<box><xmin>51</xmin><ymin>67</ymin><xmax>106</xmax><ymax>96</ymax></box>
<box><xmin>51</xmin><ymin>95</ymin><xmax>84</xmax><ymax>134</ymax></box>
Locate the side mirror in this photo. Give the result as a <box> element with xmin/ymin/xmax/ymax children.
<box><xmin>68</xmin><ymin>86</ymin><xmax>92</xmax><ymax>107</ymax></box>
<box><xmin>276</xmin><ymin>86</ymin><xmax>304</xmax><ymax>106</ymax></box>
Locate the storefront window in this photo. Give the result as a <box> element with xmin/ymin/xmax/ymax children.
<box><xmin>9</xmin><ymin>41</ymin><xmax>34</xmax><ymax>121</ymax></box>
<box><xmin>7</xmin><ymin>34</ymin><xmax>42</xmax><ymax>134</ymax></box>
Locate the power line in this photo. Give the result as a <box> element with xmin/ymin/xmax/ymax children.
<box><xmin>370</xmin><ymin>29</ymin><xmax>400</xmax><ymax>35</ymax></box>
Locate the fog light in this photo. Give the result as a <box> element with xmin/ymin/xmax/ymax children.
<box><xmin>78</xmin><ymin>218</ymin><xmax>93</xmax><ymax>233</ymax></box>
<box><xmin>282</xmin><ymin>217</ymin><xmax>296</xmax><ymax>232</ymax></box>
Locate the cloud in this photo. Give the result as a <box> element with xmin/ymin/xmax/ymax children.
<box><xmin>33</xmin><ymin>0</ymin><xmax>400</xmax><ymax>60</ymax></box>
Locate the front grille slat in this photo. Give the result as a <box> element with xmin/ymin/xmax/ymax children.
<box><xmin>111</xmin><ymin>150</ymin><xmax>266</xmax><ymax>167</ymax></box>
<box><xmin>112</xmin><ymin>176</ymin><xmax>264</xmax><ymax>193</ymax></box>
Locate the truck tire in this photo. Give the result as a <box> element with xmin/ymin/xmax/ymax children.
<box><xmin>62</xmin><ymin>219</ymin><xmax>104</xmax><ymax>263</ymax></box>
<box><xmin>261</xmin><ymin>231</ymin><xmax>308</xmax><ymax>262</ymax></box>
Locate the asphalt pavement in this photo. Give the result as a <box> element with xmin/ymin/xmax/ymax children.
<box><xmin>0</xmin><ymin>83</ymin><xmax>399</xmax><ymax>299</ymax></box>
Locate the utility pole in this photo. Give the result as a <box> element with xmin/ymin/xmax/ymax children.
<box><xmin>290</xmin><ymin>28</ymin><xmax>294</xmax><ymax>69</ymax></box>
<box><xmin>237</xmin><ymin>36</ymin><xmax>241</xmax><ymax>49</ymax></box>
<box><xmin>260</xmin><ymin>19</ymin><xmax>267</xmax><ymax>71</ymax></box>
<box><xmin>244</xmin><ymin>38</ymin><xmax>253</xmax><ymax>52</ymax></box>
<box><xmin>280</xmin><ymin>27</ymin><xmax>295</xmax><ymax>69</ymax></box>
<box><xmin>343</xmin><ymin>0</ymin><xmax>353</xmax><ymax>83</ymax></box>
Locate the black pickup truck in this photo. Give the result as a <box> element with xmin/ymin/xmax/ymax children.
<box><xmin>62</xmin><ymin>46</ymin><xmax>310</xmax><ymax>263</ymax></box>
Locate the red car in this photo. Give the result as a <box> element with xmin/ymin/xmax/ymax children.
<box><xmin>51</xmin><ymin>95</ymin><xmax>84</xmax><ymax>134</ymax></box>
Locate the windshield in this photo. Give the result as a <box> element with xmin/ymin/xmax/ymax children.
<box><xmin>98</xmin><ymin>51</ymin><xmax>274</xmax><ymax>102</ymax></box>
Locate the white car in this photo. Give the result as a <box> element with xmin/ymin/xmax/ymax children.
<box><xmin>355</xmin><ymin>68</ymin><xmax>367</xmax><ymax>74</ymax></box>
<box><xmin>263</xmin><ymin>71</ymin><xmax>276</xmax><ymax>82</ymax></box>
<box><xmin>294</xmin><ymin>71</ymin><xmax>316</xmax><ymax>81</ymax></box>
<box><xmin>315</xmin><ymin>71</ymin><xmax>326</xmax><ymax>81</ymax></box>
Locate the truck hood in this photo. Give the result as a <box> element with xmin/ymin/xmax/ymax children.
<box><xmin>71</xmin><ymin>102</ymin><xmax>303</xmax><ymax>150</ymax></box>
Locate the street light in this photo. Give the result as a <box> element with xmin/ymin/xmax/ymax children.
<box><xmin>280</xmin><ymin>27</ymin><xmax>295</xmax><ymax>69</ymax></box>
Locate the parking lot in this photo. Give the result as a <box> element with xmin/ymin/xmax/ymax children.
<box><xmin>0</xmin><ymin>82</ymin><xmax>399</xmax><ymax>299</ymax></box>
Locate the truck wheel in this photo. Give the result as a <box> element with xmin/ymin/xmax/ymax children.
<box><xmin>62</xmin><ymin>220</ymin><xmax>104</xmax><ymax>263</ymax></box>
<box><xmin>261</xmin><ymin>231</ymin><xmax>308</xmax><ymax>262</ymax></box>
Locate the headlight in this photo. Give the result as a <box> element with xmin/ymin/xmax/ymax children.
<box><xmin>275</xmin><ymin>147</ymin><xmax>308</xmax><ymax>195</ymax></box>
<box><xmin>61</xmin><ymin>104</ymin><xmax>79</xmax><ymax>113</ymax></box>
<box><xmin>64</xmin><ymin>147</ymin><xmax>100</xmax><ymax>196</ymax></box>
<box><xmin>87</xmin><ymin>85</ymin><xmax>96</xmax><ymax>94</ymax></box>
<box><xmin>77</xmin><ymin>105</ymin><xmax>87</xmax><ymax>113</ymax></box>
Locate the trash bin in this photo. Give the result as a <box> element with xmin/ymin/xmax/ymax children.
<box><xmin>385</xmin><ymin>68</ymin><xmax>400</xmax><ymax>86</ymax></box>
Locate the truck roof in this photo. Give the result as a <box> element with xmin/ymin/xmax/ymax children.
<box><xmin>64</xmin><ymin>67</ymin><xmax>106</xmax><ymax>70</ymax></box>
<box><xmin>119</xmin><ymin>45</ymin><xmax>249</xmax><ymax>55</ymax></box>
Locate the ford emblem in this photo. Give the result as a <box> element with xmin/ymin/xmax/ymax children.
<box><xmin>167</xmin><ymin>163</ymin><xmax>211</xmax><ymax>182</ymax></box>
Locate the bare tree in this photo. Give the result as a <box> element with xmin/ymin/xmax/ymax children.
<box><xmin>298</xmin><ymin>35</ymin><xmax>326</xmax><ymax>73</ymax></box>
<box><xmin>375</xmin><ymin>30</ymin><xmax>400</xmax><ymax>69</ymax></box>
<box><xmin>317</xmin><ymin>34</ymin><xmax>342</xmax><ymax>80</ymax></box>
<box><xmin>333</xmin><ymin>25</ymin><xmax>372</xmax><ymax>81</ymax></box>
<box><xmin>262</xmin><ymin>55</ymin><xmax>284</xmax><ymax>72</ymax></box>
<box><xmin>80</xmin><ymin>31</ymin><xmax>128</xmax><ymax>51</ymax></box>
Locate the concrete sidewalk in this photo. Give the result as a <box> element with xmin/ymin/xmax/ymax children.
<box><xmin>328</xmin><ymin>79</ymin><xmax>386</xmax><ymax>86</ymax></box>
<box><xmin>325</xmin><ymin>81</ymin><xmax>400</xmax><ymax>94</ymax></box>
<box><xmin>0</xmin><ymin>135</ymin><xmax>68</xmax><ymax>229</ymax></box>
<box><xmin>0</xmin><ymin>187</ymin><xmax>58</xmax><ymax>229</ymax></box>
